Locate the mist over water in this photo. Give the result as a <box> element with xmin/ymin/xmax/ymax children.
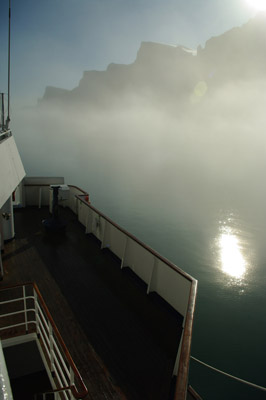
<box><xmin>12</xmin><ymin>27</ymin><xmax>266</xmax><ymax>400</ymax></box>
<box><xmin>15</xmin><ymin>77</ymin><xmax>266</xmax><ymax>223</ymax></box>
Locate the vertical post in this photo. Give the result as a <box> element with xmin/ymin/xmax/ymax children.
<box><xmin>0</xmin><ymin>215</ymin><xmax>3</xmax><ymax>279</ymax></box>
<box><xmin>6</xmin><ymin>0</ymin><xmax>11</xmax><ymax>130</ymax></box>
<box><xmin>0</xmin><ymin>232</ymin><xmax>3</xmax><ymax>280</ymax></box>
<box><xmin>23</xmin><ymin>285</ymin><xmax>28</xmax><ymax>333</ymax></box>
<box><xmin>85</xmin><ymin>209</ymin><xmax>90</xmax><ymax>234</ymax></box>
<box><xmin>49</xmin><ymin>320</ymin><xmax>55</xmax><ymax>376</ymax></box>
<box><xmin>33</xmin><ymin>287</ymin><xmax>40</xmax><ymax>336</ymax></box>
<box><xmin>1</xmin><ymin>93</ymin><xmax>4</xmax><ymax>130</ymax></box>
<box><xmin>147</xmin><ymin>256</ymin><xmax>158</xmax><ymax>294</ymax></box>
<box><xmin>74</xmin><ymin>196</ymin><xmax>78</xmax><ymax>215</ymax></box>
<box><xmin>173</xmin><ymin>328</ymin><xmax>184</xmax><ymax>376</ymax></box>
<box><xmin>100</xmin><ymin>219</ymin><xmax>106</xmax><ymax>249</ymax></box>
<box><xmin>70</xmin><ymin>367</ymin><xmax>75</xmax><ymax>392</ymax></box>
<box><xmin>121</xmin><ymin>237</ymin><xmax>128</xmax><ymax>269</ymax></box>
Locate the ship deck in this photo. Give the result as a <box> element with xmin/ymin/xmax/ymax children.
<box><xmin>1</xmin><ymin>205</ymin><xmax>184</xmax><ymax>400</ymax></box>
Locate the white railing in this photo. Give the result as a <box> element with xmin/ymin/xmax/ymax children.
<box><xmin>21</xmin><ymin>177</ymin><xmax>197</xmax><ymax>400</ymax></box>
<box><xmin>34</xmin><ymin>385</ymin><xmax>74</xmax><ymax>400</ymax></box>
<box><xmin>0</xmin><ymin>129</ymin><xmax>12</xmax><ymax>141</ymax></box>
<box><xmin>76</xmin><ymin>194</ymin><xmax>192</xmax><ymax>317</ymax></box>
<box><xmin>0</xmin><ymin>283</ymin><xmax>88</xmax><ymax>400</ymax></box>
<box><xmin>74</xmin><ymin>191</ymin><xmax>197</xmax><ymax>400</ymax></box>
<box><xmin>21</xmin><ymin>177</ymin><xmax>65</xmax><ymax>208</ymax></box>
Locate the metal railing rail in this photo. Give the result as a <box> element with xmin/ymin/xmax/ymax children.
<box><xmin>0</xmin><ymin>129</ymin><xmax>12</xmax><ymax>142</ymax></box>
<box><xmin>34</xmin><ymin>385</ymin><xmax>72</xmax><ymax>400</ymax></box>
<box><xmin>75</xmin><ymin>192</ymin><xmax>198</xmax><ymax>400</ymax></box>
<box><xmin>21</xmin><ymin>179</ymin><xmax>198</xmax><ymax>400</ymax></box>
<box><xmin>0</xmin><ymin>282</ymin><xmax>88</xmax><ymax>400</ymax></box>
<box><xmin>77</xmin><ymin>193</ymin><xmax>194</xmax><ymax>281</ymax></box>
<box><xmin>21</xmin><ymin>181</ymin><xmax>88</xmax><ymax>210</ymax></box>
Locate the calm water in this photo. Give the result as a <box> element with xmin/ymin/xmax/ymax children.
<box><xmin>14</xmin><ymin>106</ymin><xmax>266</xmax><ymax>399</ymax></box>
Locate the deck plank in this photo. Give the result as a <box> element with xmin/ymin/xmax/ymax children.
<box><xmin>1</xmin><ymin>206</ymin><xmax>183</xmax><ymax>400</ymax></box>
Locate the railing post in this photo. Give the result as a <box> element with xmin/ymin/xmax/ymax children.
<box><xmin>147</xmin><ymin>257</ymin><xmax>158</xmax><ymax>294</ymax></box>
<box><xmin>74</xmin><ymin>196</ymin><xmax>78</xmax><ymax>215</ymax></box>
<box><xmin>70</xmin><ymin>367</ymin><xmax>75</xmax><ymax>399</ymax></box>
<box><xmin>48</xmin><ymin>320</ymin><xmax>55</xmax><ymax>376</ymax></box>
<box><xmin>0</xmin><ymin>231</ymin><xmax>3</xmax><ymax>279</ymax></box>
<box><xmin>101</xmin><ymin>219</ymin><xmax>106</xmax><ymax>249</ymax></box>
<box><xmin>85</xmin><ymin>209</ymin><xmax>92</xmax><ymax>234</ymax></box>
<box><xmin>23</xmin><ymin>285</ymin><xmax>28</xmax><ymax>333</ymax></box>
<box><xmin>33</xmin><ymin>287</ymin><xmax>40</xmax><ymax>337</ymax></box>
<box><xmin>70</xmin><ymin>367</ymin><xmax>74</xmax><ymax>386</ymax></box>
<box><xmin>121</xmin><ymin>237</ymin><xmax>129</xmax><ymax>269</ymax></box>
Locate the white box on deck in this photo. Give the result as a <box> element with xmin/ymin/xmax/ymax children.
<box><xmin>49</xmin><ymin>185</ymin><xmax>70</xmax><ymax>212</ymax></box>
<box><xmin>50</xmin><ymin>184</ymin><xmax>69</xmax><ymax>200</ymax></box>
<box><xmin>58</xmin><ymin>184</ymin><xmax>69</xmax><ymax>200</ymax></box>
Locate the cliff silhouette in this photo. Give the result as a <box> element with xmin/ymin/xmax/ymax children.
<box><xmin>40</xmin><ymin>14</ymin><xmax>266</xmax><ymax>110</ymax></box>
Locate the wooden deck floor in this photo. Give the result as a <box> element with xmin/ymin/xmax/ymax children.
<box><xmin>1</xmin><ymin>206</ymin><xmax>183</xmax><ymax>400</ymax></box>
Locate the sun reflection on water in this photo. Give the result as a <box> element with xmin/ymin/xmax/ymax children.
<box><xmin>219</xmin><ymin>230</ymin><xmax>246</xmax><ymax>278</ymax></box>
<box><xmin>216</xmin><ymin>214</ymin><xmax>248</xmax><ymax>280</ymax></box>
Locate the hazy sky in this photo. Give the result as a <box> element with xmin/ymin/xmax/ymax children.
<box><xmin>0</xmin><ymin>0</ymin><xmax>260</xmax><ymax>106</ymax></box>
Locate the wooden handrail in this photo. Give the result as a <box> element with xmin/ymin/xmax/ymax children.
<box><xmin>0</xmin><ymin>130</ymin><xmax>12</xmax><ymax>142</ymax></box>
<box><xmin>35</xmin><ymin>384</ymin><xmax>86</xmax><ymax>399</ymax></box>
<box><xmin>23</xmin><ymin>182</ymin><xmax>89</xmax><ymax>197</ymax></box>
<box><xmin>0</xmin><ymin>282</ymin><xmax>88</xmax><ymax>399</ymax></box>
<box><xmin>68</xmin><ymin>185</ymin><xmax>88</xmax><ymax>196</ymax></box>
<box><xmin>22</xmin><ymin>181</ymin><xmax>194</xmax><ymax>281</ymax></box>
<box><xmin>22</xmin><ymin>181</ymin><xmax>193</xmax><ymax>280</ymax></box>
<box><xmin>187</xmin><ymin>385</ymin><xmax>203</xmax><ymax>400</ymax></box>
<box><xmin>76</xmin><ymin>194</ymin><xmax>198</xmax><ymax>399</ymax></box>
<box><xmin>77</xmin><ymin>194</ymin><xmax>195</xmax><ymax>283</ymax></box>
<box><xmin>32</xmin><ymin>283</ymin><xmax>88</xmax><ymax>399</ymax></box>
<box><xmin>174</xmin><ymin>279</ymin><xmax>198</xmax><ymax>400</ymax></box>
<box><xmin>21</xmin><ymin>181</ymin><xmax>198</xmax><ymax>398</ymax></box>
<box><xmin>35</xmin><ymin>385</ymin><xmax>72</xmax><ymax>396</ymax></box>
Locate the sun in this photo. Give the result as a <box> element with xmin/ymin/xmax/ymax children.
<box><xmin>246</xmin><ymin>0</ymin><xmax>266</xmax><ymax>10</ymax></box>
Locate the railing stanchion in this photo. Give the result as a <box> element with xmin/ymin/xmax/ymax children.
<box><xmin>33</xmin><ymin>287</ymin><xmax>40</xmax><ymax>336</ymax></box>
<box><xmin>70</xmin><ymin>367</ymin><xmax>75</xmax><ymax>385</ymax></box>
<box><xmin>0</xmin><ymin>283</ymin><xmax>88</xmax><ymax>399</ymax></box>
<box><xmin>23</xmin><ymin>285</ymin><xmax>28</xmax><ymax>333</ymax></box>
<box><xmin>48</xmin><ymin>320</ymin><xmax>55</xmax><ymax>375</ymax></box>
<box><xmin>70</xmin><ymin>368</ymin><xmax>75</xmax><ymax>400</ymax></box>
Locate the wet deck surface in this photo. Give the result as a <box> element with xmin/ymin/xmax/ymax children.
<box><xmin>1</xmin><ymin>206</ymin><xmax>183</xmax><ymax>400</ymax></box>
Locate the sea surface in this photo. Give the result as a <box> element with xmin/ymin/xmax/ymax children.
<box><xmin>14</xmin><ymin>106</ymin><xmax>266</xmax><ymax>399</ymax></box>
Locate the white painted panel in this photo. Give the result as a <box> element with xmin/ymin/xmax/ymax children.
<box><xmin>0</xmin><ymin>136</ymin><xmax>25</xmax><ymax>208</ymax></box>
<box><xmin>123</xmin><ymin>239</ymin><xmax>154</xmax><ymax>284</ymax></box>
<box><xmin>25</xmin><ymin>186</ymin><xmax>43</xmax><ymax>206</ymax></box>
<box><xmin>151</xmin><ymin>260</ymin><xmax>191</xmax><ymax>316</ymax></box>
<box><xmin>68</xmin><ymin>186</ymin><xmax>84</xmax><ymax>213</ymax></box>
<box><xmin>76</xmin><ymin>200</ymin><xmax>192</xmax><ymax>316</ymax></box>
<box><xmin>78</xmin><ymin>201</ymin><xmax>88</xmax><ymax>226</ymax></box>
<box><xmin>103</xmin><ymin>223</ymin><xmax>127</xmax><ymax>259</ymax></box>
<box><xmin>24</xmin><ymin>177</ymin><xmax>64</xmax><ymax>207</ymax></box>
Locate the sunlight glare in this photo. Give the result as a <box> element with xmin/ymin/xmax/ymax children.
<box><xmin>219</xmin><ymin>232</ymin><xmax>246</xmax><ymax>278</ymax></box>
<box><xmin>246</xmin><ymin>0</ymin><xmax>266</xmax><ymax>10</ymax></box>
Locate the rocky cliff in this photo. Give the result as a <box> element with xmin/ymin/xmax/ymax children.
<box><xmin>40</xmin><ymin>14</ymin><xmax>266</xmax><ymax>108</ymax></box>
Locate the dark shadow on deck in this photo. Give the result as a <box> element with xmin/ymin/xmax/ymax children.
<box><xmin>3</xmin><ymin>206</ymin><xmax>183</xmax><ymax>400</ymax></box>
<box><xmin>4</xmin><ymin>341</ymin><xmax>52</xmax><ymax>400</ymax></box>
